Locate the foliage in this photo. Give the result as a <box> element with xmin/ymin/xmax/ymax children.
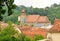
<box><xmin>24</xmin><ymin>36</ymin><xmax>31</xmax><ymax>41</ymax></box>
<box><xmin>3</xmin><ymin>14</ymin><xmax>18</xmax><ymax>24</ymax></box>
<box><xmin>0</xmin><ymin>22</ymin><xmax>29</xmax><ymax>41</ymax></box>
<box><xmin>2</xmin><ymin>3</ymin><xmax>60</xmax><ymax>24</ymax></box>
<box><xmin>4</xmin><ymin>0</ymin><xmax>16</xmax><ymax>16</ymax></box>
<box><xmin>47</xmin><ymin>4</ymin><xmax>60</xmax><ymax>23</ymax></box>
<box><xmin>0</xmin><ymin>22</ymin><xmax>46</xmax><ymax>41</ymax></box>
<box><xmin>33</xmin><ymin>35</ymin><xmax>45</xmax><ymax>41</ymax></box>
<box><xmin>0</xmin><ymin>0</ymin><xmax>16</xmax><ymax>21</ymax></box>
<box><xmin>0</xmin><ymin>22</ymin><xmax>21</xmax><ymax>41</ymax></box>
<box><xmin>0</xmin><ymin>0</ymin><xmax>6</xmax><ymax>21</ymax></box>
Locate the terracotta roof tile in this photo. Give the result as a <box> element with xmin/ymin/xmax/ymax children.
<box><xmin>50</xmin><ymin>19</ymin><xmax>60</xmax><ymax>33</ymax></box>
<box><xmin>38</xmin><ymin>16</ymin><xmax>50</xmax><ymax>23</ymax></box>
<box><xmin>26</xmin><ymin>15</ymin><xmax>50</xmax><ymax>23</ymax></box>
<box><xmin>26</xmin><ymin>15</ymin><xmax>40</xmax><ymax>23</ymax></box>
<box><xmin>20</xmin><ymin>26</ymin><xmax>47</xmax><ymax>38</ymax></box>
<box><xmin>54</xmin><ymin>19</ymin><xmax>60</xmax><ymax>24</ymax></box>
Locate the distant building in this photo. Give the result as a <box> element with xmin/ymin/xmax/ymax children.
<box><xmin>18</xmin><ymin>9</ymin><xmax>26</xmax><ymax>22</ymax></box>
<box><xmin>26</xmin><ymin>15</ymin><xmax>50</xmax><ymax>28</ymax></box>
<box><xmin>18</xmin><ymin>9</ymin><xmax>51</xmax><ymax>28</ymax></box>
<box><xmin>49</xmin><ymin>19</ymin><xmax>60</xmax><ymax>41</ymax></box>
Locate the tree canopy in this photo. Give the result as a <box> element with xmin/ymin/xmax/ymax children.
<box><xmin>1</xmin><ymin>3</ymin><xmax>60</xmax><ymax>24</ymax></box>
<box><xmin>0</xmin><ymin>0</ymin><xmax>16</xmax><ymax>21</ymax></box>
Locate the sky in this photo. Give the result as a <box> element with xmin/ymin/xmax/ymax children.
<box><xmin>14</xmin><ymin>0</ymin><xmax>60</xmax><ymax>8</ymax></box>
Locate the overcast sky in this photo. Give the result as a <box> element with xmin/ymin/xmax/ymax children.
<box><xmin>14</xmin><ymin>0</ymin><xmax>60</xmax><ymax>8</ymax></box>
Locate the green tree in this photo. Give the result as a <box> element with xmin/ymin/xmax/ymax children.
<box><xmin>0</xmin><ymin>0</ymin><xmax>16</xmax><ymax>21</ymax></box>
<box><xmin>0</xmin><ymin>22</ymin><xmax>21</xmax><ymax>41</ymax></box>
<box><xmin>5</xmin><ymin>0</ymin><xmax>16</xmax><ymax>16</ymax></box>
<box><xmin>24</xmin><ymin>36</ymin><xmax>31</xmax><ymax>41</ymax></box>
<box><xmin>0</xmin><ymin>22</ymin><xmax>32</xmax><ymax>41</ymax></box>
<box><xmin>33</xmin><ymin>35</ymin><xmax>45</xmax><ymax>41</ymax></box>
<box><xmin>0</xmin><ymin>0</ymin><xmax>6</xmax><ymax>21</ymax></box>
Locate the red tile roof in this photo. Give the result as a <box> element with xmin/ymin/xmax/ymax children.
<box><xmin>38</xmin><ymin>16</ymin><xmax>50</xmax><ymax>23</ymax></box>
<box><xmin>50</xmin><ymin>19</ymin><xmax>60</xmax><ymax>33</ymax></box>
<box><xmin>54</xmin><ymin>19</ymin><xmax>60</xmax><ymax>25</ymax></box>
<box><xmin>20</xmin><ymin>26</ymin><xmax>47</xmax><ymax>38</ymax></box>
<box><xmin>26</xmin><ymin>15</ymin><xmax>40</xmax><ymax>23</ymax></box>
<box><xmin>26</xmin><ymin>15</ymin><xmax>50</xmax><ymax>23</ymax></box>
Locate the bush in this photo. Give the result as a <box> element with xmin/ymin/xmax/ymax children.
<box><xmin>0</xmin><ymin>22</ymin><xmax>21</xmax><ymax>41</ymax></box>
<box><xmin>0</xmin><ymin>22</ymin><xmax>45</xmax><ymax>41</ymax></box>
<box><xmin>33</xmin><ymin>35</ymin><xmax>45</xmax><ymax>41</ymax></box>
<box><xmin>24</xmin><ymin>36</ymin><xmax>31</xmax><ymax>41</ymax></box>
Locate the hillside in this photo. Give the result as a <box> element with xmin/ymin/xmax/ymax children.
<box><xmin>2</xmin><ymin>3</ymin><xmax>60</xmax><ymax>24</ymax></box>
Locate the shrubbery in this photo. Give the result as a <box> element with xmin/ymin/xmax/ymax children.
<box><xmin>0</xmin><ymin>22</ymin><xmax>45</xmax><ymax>41</ymax></box>
<box><xmin>0</xmin><ymin>22</ymin><xmax>20</xmax><ymax>41</ymax></box>
<box><xmin>33</xmin><ymin>35</ymin><xmax>45</xmax><ymax>41</ymax></box>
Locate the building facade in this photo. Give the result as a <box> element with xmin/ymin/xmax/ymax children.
<box><xmin>49</xmin><ymin>19</ymin><xmax>60</xmax><ymax>41</ymax></box>
<box><xmin>18</xmin><ymin>9</ymin><xmax>51</xmax><ymax>28</ymax></box>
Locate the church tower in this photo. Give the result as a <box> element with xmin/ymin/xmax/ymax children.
<box><xmin>20</xmin><ymin>9</ymin><xmax>26</xmax><ymax>24</ymax></box>
<box><xmin>21</xmin><ymin>9</ymin><xmax>26</xmax><ymax>15</ymax></box>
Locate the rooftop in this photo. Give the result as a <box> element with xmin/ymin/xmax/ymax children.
<box><xmin>26</xmin><ymin>15</ymin><xmax>40</xmax><ymax>23</ymax></box>
<box><xmin>26</xmin><ymin>15</ymin><xmax>50</xmax><ymax>23</ymax></box>
<box><xmin>20</xmin><ymin>26</ymin><xmax>47</xmax><ymax>38</ymax></box>
<box><xmin>38</xmin><ymin>16</ymin><xmax>50</xmax><ymax>23</ymax></box>
<box><xmin>49</xmin><ymin>19</ymin><xmax>60</xmax><ymax>33</ymax></box>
